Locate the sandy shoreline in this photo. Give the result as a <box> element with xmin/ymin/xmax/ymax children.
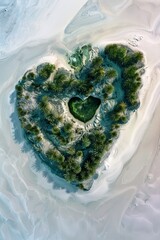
<box><xmin>1</xmin><ymin>0</ymin><xmax>160</xmax><ymax>239</ymax></box>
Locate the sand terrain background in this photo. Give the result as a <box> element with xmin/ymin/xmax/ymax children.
<box><xmin>0</xmin><ymin>0</ymin><xmax>160</xmax><ymax>239</ymax></box>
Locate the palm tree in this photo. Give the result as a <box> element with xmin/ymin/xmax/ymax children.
<box><xmin>106</xmin><ymin>69</ymin><xmax>117</xmax><ymax>79</ymax></box>
<box><xmin>117</xmin><ymin>102</ymin><xmax>127</xmax><ymax>111</ymax></box>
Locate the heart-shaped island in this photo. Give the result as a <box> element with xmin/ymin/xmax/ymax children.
<box><xmin>16</xmin><ymin>44</ymin><xmax>145</xmax><ymax>190</ymax></box>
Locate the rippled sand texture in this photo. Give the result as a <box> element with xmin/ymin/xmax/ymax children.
<box><xmin>0</xmin><ymin>0</ymin><xmax>160</xmax><ymax>239</ymax></box>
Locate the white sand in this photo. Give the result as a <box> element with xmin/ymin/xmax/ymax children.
<box><xmin>1</xmin><ymin>0</ymin><xmax>160</xmax><ymax>239</ymax></box>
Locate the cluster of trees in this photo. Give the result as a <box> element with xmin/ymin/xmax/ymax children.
<box><xmin>45</xmin><ymin>70</ymin><xmax>74</xmax><ymax>94</ymax></box>
<box><xmin>39</xmin><ymin>96</ymin><xmax>62</xmax><ymax>124</ymax></box>
<box><xmin>40</xmin><ymin>54</ymin><xmax>118</xmax><ymax>99</ymax></box>
<box><xmin>47</xmin><ymin>148</ymin><xmax>82</xmax><ymax>182</ymax></box>
<box><xmin>16</xmin><ymin>82</ymin><xmax>44</xmax><ymax>143</ymax></box>
<box><xmin>46</xmin><ymin>128</ymin><xmax>111</xmax><ymax>182</ymax></box>
<box><xmin>87</xmin><ymin>56</ymin><xmax>106</xmax><ymax>83</ymax></box>
<box><xmin>63</xmin><ymin>156</ymin><xmax>81</xmax><ymax>182</ymax></box>
<box><xmin>39</xmin><ymin>96</ymin><xmax>67</xmax><ymax>144</ymax></box>
<box><xmin>122</xmin><ymin>66</ymin><xmax>142</xmax><ymax>107</ymax></box>
<box><xmin>46</xmin><ymin>148</ymin><xmax>65</xmax><ymax>164</ymax></box>
<box><xmin>81</xmin><ymin>134</ymin><xmax>91</xmax><ymax>148</ymax></box>
<box><xmin>27</xmin><ymin>65</ymin><xmax>55</xmax><ymax>90</ymax></box>
<box><xmin>77</xmin><ymin>155</ymin><xmax>98</xmax><ymax>181</ymax></box>
<box><xmin>23</xmin><ymin>123</ymin><xmax>43</xmax><ymax>143</ymax></box>
<box><xmin>105</xmin><ymin>44</ymin><xmax>127</xmax><ymax>66</ymax></box>
<box><xmin>111</xmin><ymin>102</ymin><xmax>127</xmax><ymax>123</ymax></box>
<box><xmin>46</xmin><ymin>129</ymin><xmax>108</xmax><ymax>183</ymax></box>
<box><xmin>105</xmin><ymin>44</ymin><xmax>143</xmax><ymax>108</ymax></box>
<box><xmin>17</xmin><ymin>105</ymin><xmax>28</xmax><ymax>130</ymax></box>
<box><xmin>39</xmin><ymin>96</ymin><xmax>75</xmax><ymax>145</ymax></box>
<box><xmin>39</xmin><ymin>96</ymin><xmax>74</xmax><ymax>145</ymax></box>
<box><xmin>39</xmin><ymin>63</ymin><xmax>55</xmax><ymax>79</ymax></box>
<box><xmin>68</xmin><ymin>47</ymin><xmax>119</xmax><ymax>98</ymax></box>
<box><xmin>122</xmin><ymin>51</ymin><xmax>143</xmax><ymax>68</ymax></box>
<box><xmin>15</xmin><ymin>44</ymin><xmax>145</xmax><ymax>187</ymax></box>
<box><xmin>106</xmin><ymin>68</ymin><xmax>117</xmax><ymax>79</ymax></box>
<box><xmin>39</xmin><ymin>95</ymin><xmax>49</xmax><ymax>109</ymax></box>
<box><xmin>46</xmin><ymin>75</ymin><xmax>87</xmax><ymax>97</ymax></box>
<box><xmin>102</xmin><ymin>83</ymin><xmax>114</xmax><ymax>100</ymax></box>
<box><xmin>27</xmin><ymin>72</ymin><xmax>35</xmax><ymax>80</ymax></box>
<box><xmin>46</xmin><ymin>69</ymin><xmax>94</xmax><ymax>97</ymax></box>
<box><xmin>109</xmin><ymin>124</ymin><xmax>119</xmax><ymax>139</ymax></box>
<box><xmin>25</xmin><ymin>123</ymin><xmax>40</xmax><ymax>135</ymax></box>
<box><xmin>77</xmin><ymin>130</ymin><xmax>106</xmax><ymax>181</ymax></box>
<box><xmin>47</xmin><ymin>122</ymin><xmax>111</xmax><ymax>183</ymax></box>
<box><xmin>16</xmin><ymin>84</ymin><xmax>23</xmax><ymax>98</ymax></box>
<box><xmin>89</xmin><ymin>130</ymin><xmax>106</xmax><ymax>158</ymax></box>
<box><xmin>39</xmin><ymin>95</ymin><xmax>55</xmax><ymax>121</ymax></box>
<box><xmin>16</xmin><ymin>84</ymin><xmax>30</xmax><ymax>129</ymax></box>
<box><xmin>104</xmin><ymin>44</ymin><xmax>143</xmax><ymax>68</ymax></box>
<box><xmin>52</xmin><ymin>122</ymin><xmax>74</xmax><ymax>146</ymax></box>
<box><xmin>76</xmin><ymin>81</ymin><xmax>94</xmax><ymax>96</ymax></box>
<box><xmin>17</xmin><ymin>106</ymin><xmax>27</xmax><ymax>118</ymax></box>
<box><xmin>72</xmin><ymin>55</ymin><xmax>117</xmax><ymax>98</ymax></box>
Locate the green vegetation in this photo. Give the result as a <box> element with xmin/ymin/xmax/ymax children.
<box><xmin>111</xmin><ymin>102</ymin><xmax>127</xmax><ymax>123</ymax></box>
<box><xmin>27</xmin><ymin>72</ymin><xmax>35</xmax><ymax>80</ymax></box>
<box><xmin>122</xmin><ymin>66</ymin><xmax>142</xmax><ymax>107</ymax></box>
<box><xmin>106</xmin><ymin>68</ymin><xmax>117</xmax><ymax>79</ymax></box>
<box><xmin>15</xmin><ymin>43</ymin><xmax>144</xmax><ymax>190</ymax></box>
<box><xmin>46</xmin><ymin>148</ymin><xmax>65</xmax><ymax>164</ymax></box>
<box><xmin>105</xmin><ymin>44</ymin><xmax>144</xmax><ymax>108</ymax></box>
<box><xmin>81</xmin><ymin>134</ymin><xmax>91</xmax><ymax>148</ymax></box>
<box><xmin>105</xmin><ymin>44</ymin><xmax>143</xmax><ymax>68</ymax></box>
<box><xmin>102</xmin><ymin>83</ymin><xmax>114</xmax><ymax>100</ymax></box>
<box><xmin>39</xmin><ymin>63</ymin><xmax>55</xmax><ymax>79</ymax></box>
<box><xmin>68</xmin><ymin>96</ymin><xmax>101</xmax><ymax>123</ymax></box>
